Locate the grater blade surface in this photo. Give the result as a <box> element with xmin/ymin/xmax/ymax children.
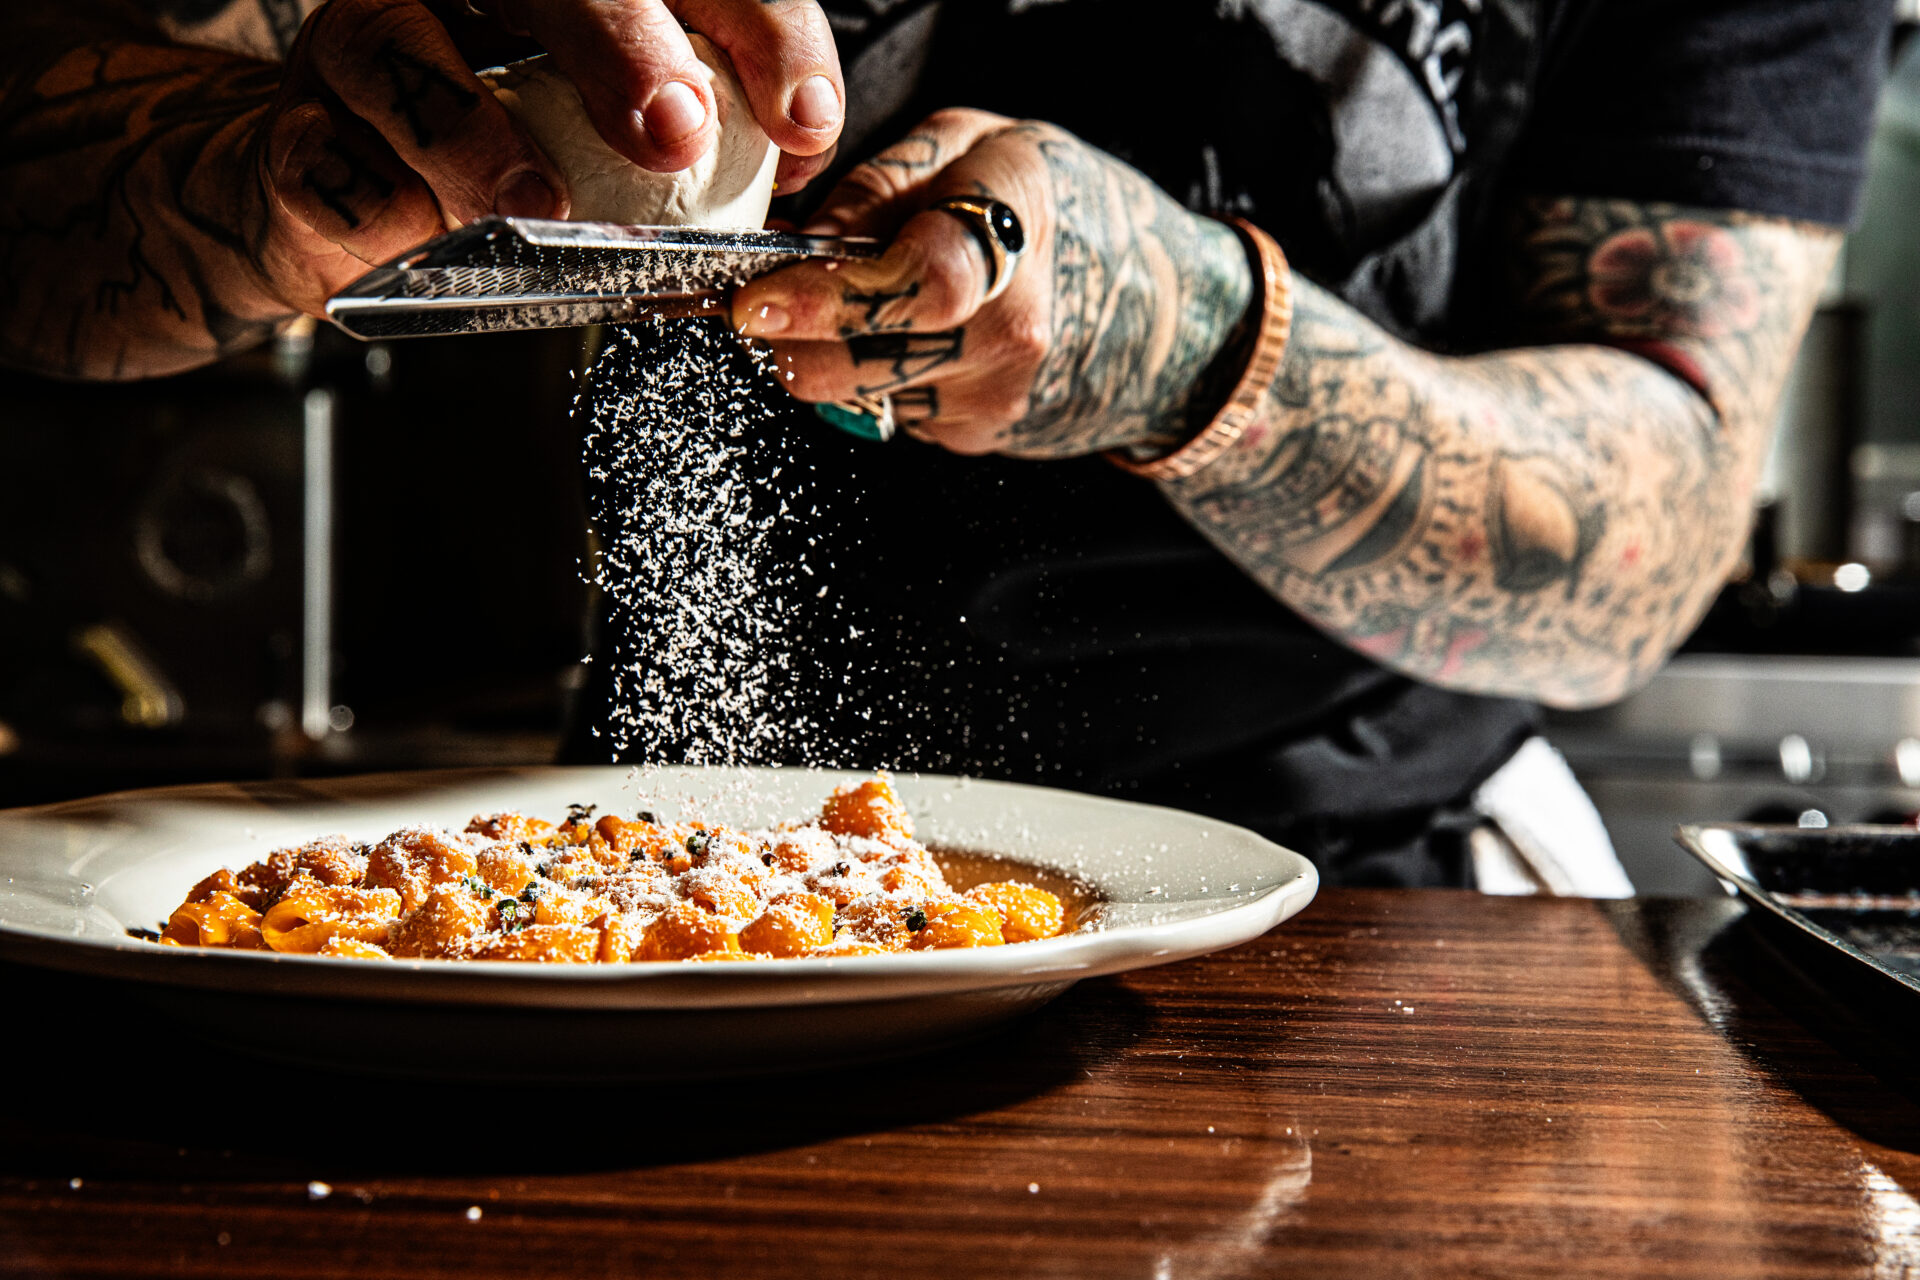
<box><xmin>324</xmin><ymin>218</ymin><xmax>879</xmax><ymax>339</ymax></box>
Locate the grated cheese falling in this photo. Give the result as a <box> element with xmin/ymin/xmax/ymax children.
<box><xmin>575</xmin><ymin>318</ymin><xmax>827</xmax><ymax>765</ymax></box>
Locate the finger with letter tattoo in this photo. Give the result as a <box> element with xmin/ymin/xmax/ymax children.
<box><xmin>265</xmin><ymin>100</ymin><xmax>441</xmax><ymax>260</ymax></box>
<box><xmin>733</xmin><ymin>113</ymin><xmax>1038</xmax><ymax>340</ymax></box>
<box><xmin>733</xmin><ymin>107</ymin><xmax>1251</xmax><ymax>460</ymax></box>
<box><xmin>767</xmin><ymin>329</ymin><xmax>964</xmax><ymax>403</ymax></box>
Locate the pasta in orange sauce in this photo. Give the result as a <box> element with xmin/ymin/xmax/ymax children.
<box><xmin>153</xmin><ymin>774</ymin><xmax>1068</xmax><ymax>963</ymax></box>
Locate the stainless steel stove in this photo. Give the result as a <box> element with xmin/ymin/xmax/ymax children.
<box><xmin>1550</xmin><ymin>654</ymin><xmax>1920</xmax><ymax>895</ymax></box>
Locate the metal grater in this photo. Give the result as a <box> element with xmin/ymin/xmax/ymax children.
<box><xmin>324</xmin><ymin>217</ymin><xmax>880</xmax><ymax>340</ymax></box>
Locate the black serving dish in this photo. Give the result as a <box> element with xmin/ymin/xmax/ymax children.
<box><xmin>1676</xmin><ymin>825</ymin><xmax>1920</xmax><ymax>992</ymax></box>
<box><xmin>1674</xmin><ymin>825</ymin><xmax>1920</xmax><ymax>1078</ymax></box>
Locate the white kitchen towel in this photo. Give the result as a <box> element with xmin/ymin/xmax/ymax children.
<box><xmin>1471</xmin><ymin>736</ymin><xmax>1634</xmax><ymax>898</ymax></box>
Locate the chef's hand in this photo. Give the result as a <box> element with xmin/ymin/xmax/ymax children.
<box><xmin>730</xmin><ymin>109</ymin><xmax>1254</xmax><ymax>458</ymax></box>
<box><xmin>254</xmin><ymin>0</ymin><xmax>842</xmax><ymax>315</ymax></box>
<box><xmin>469</xmin><ymin>0</ymin><xmax>843</xmax><ymax>183</ymax></box>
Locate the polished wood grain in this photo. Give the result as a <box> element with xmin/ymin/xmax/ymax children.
<box><xmin>4</xmin><ymin>888</ymin><xmax>1919</xmax><ymax>1278</ymax></box>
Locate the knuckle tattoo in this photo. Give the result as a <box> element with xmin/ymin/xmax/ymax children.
<box><xmin>299</xmin><ymin>136</ymin><xmax>395</xmax><ymax>229</ymax></box>
<box><xmin>369</xmin><ymin>37</ymin><xmax>477</xmax><ymax>149</ymax></box>
<box><xmin>890</xmin><ymin>386</ymin><xmax>940</xmax><ymax>424</ymax></box>
<box><xmin>845</xmin><ymin>329</ymin><xmax>964</xmax><ymax>396</ymax></box>
<box><xmin>841</xmin><ymin>283</ymin><xmax>919</xmax><ymax>334</ymax></box>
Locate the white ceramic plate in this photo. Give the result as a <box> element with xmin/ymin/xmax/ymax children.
<box><xmin>0</xmin><ymin>766</ymin><xmax>1317</xmax><ymax>1079</ymax></box>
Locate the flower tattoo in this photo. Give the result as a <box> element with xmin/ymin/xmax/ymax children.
<box><xmin>1587</xmin><ymin>221</ymin><xmax>1760</xmax><ymax>339</ymax></box>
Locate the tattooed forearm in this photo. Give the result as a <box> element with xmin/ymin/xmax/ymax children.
<box><xmin>0</xmin><ymin>10</ymin><xmax>295</xmax><ymax>378</ymax></box>
<box><xmin>1162</xmin><ymin>198</ymin><xmax>1837</xmax><ymax>707</ymax></box>
<box><xmin>1007</xmin><ymin>124</ymin><xmax>1253</xmax><ymax>455</ymax></box>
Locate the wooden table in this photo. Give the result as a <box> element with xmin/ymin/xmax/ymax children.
<box><xmin>4</xmin><ymin>888</ymin><xmax>1919</xmax><ymax>1278</ymax></box>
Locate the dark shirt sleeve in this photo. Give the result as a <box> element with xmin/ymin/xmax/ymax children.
<box><xmin>1511</xmin><ymin>0</ymin><xmax>1895</xmax><ymax>225</ymax></box>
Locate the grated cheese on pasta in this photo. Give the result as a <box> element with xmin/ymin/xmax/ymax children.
<box><xmin>150</xmin><ymin>773</ymin><xmax>1068</xmax><ymax>963</ymax></box>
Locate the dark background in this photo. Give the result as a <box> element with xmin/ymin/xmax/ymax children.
<box><xmin>0</xmin><ymin>324</ymin><xmax>591</xmax><ymax>806</ymax></box>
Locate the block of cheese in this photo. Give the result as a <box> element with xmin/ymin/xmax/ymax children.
<box><xmin>481</xmin><ymin>37</ymin><xmax>777</xmax><ymax>229</ymax></box>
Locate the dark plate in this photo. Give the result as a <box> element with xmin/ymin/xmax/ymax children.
<box><xmin>1674</xmin><ymin>824</ymin><xmax>1920</xmax><ymax>1014</ymax></box>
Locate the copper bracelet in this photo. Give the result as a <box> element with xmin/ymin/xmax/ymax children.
<box><xmin>1106</xmin><ymin>217</ymin><xmax>1292</xmax><ymax>483</ymax></box>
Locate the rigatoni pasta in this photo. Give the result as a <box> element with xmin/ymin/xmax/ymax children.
<box><xmin>153</xmin><ymin>773</ymin><xmax>1069</xmax><ymax>963</ymax></box>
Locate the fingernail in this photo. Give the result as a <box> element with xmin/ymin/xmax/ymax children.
<box><xmin>739</xmin><ymin>301</ymin><xmax>790</xmax><ymax>336</ymax></box>
<box><xmin>788</xmin><ymin>75</ymin><xmax>840</xmax><ymax>131</ymax></box>
<box><xmin>495</xmin><ymin>169</ymin><xmax>557</xmax><ymax>219</ymax></box>
<box><xmin>644</xmin><ymin>81</ymin><xmax>708</xmax><ymax>147</ymax></box>
<box><xmin>801</xmin><ymin>213</ymin><xmax>845</xmax><ymax>236</ymax></box>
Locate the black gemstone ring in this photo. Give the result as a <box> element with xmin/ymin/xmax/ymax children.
<box><xmin>929</xmin><ymin>197</ymin><xmax>1026</xmax><ymax>304</ymax></box>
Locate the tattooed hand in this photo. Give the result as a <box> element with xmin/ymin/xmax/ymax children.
<box><xmin>0</xmin><ymin>0</ymin><xmax>843</xmax><ymax>377</ymax></box>
<box><xmin>730</xmin><ymin>108</ymin><xmax>1253</xmax><ymax>458</ymax></box>
<box><xmin>237</xmin><ymin>0</ymin><xmax>844</xmax><ymax>309</ymax></box>
<box><xmin>245</xmin><ymin>0</ymin><xmax>569</xmax><ymax>316</ymax></box>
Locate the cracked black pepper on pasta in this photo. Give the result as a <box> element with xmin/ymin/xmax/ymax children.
<box><xmin>152</xmin><ymin>774</ymin><xmax>1067</xmax><ymax>962</ymax></box>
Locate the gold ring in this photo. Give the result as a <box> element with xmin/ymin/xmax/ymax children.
<box><xmin>928</xmin><ymin>196</ymin><xmax>1026</xmax><ymax>303</ymax></box>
